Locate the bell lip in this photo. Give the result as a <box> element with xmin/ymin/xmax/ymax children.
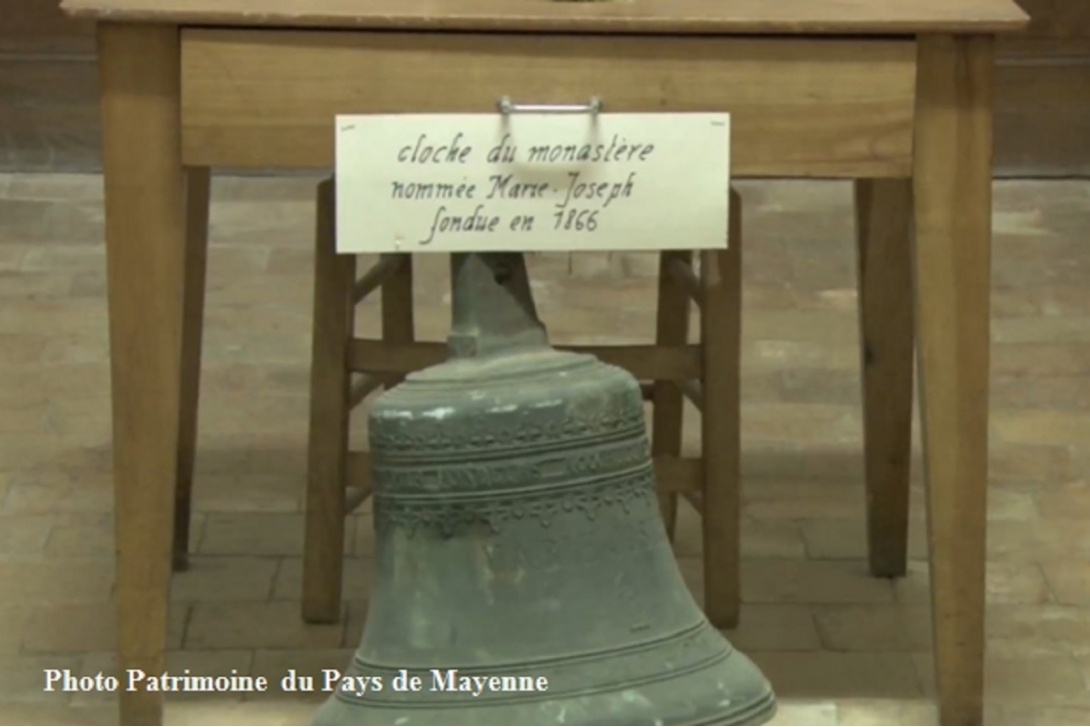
<box><xmin>314</xmin><ymin>622</ymin><xmax>776</xmax><ymax>724</ymax></box>
<box><xmin>311</xmin><ymin>686</ymin><xmax>777</xmax><ymax>726</ymax></box>
<box><xmin>697</xmin><ymin>687</ymin><xmax>777</xmax><ymax>726</ymax></box>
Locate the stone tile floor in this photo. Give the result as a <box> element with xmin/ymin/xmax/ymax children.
<box><xmin>0</xmin><ymin>173</ymin><xmax>1089</xmax><ymax>725</ymax></box>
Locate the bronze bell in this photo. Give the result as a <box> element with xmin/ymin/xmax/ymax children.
<box><xmin>315</xmin><ymin>252</ymin><xmax>776</xmax><ymax>726</ymax></box>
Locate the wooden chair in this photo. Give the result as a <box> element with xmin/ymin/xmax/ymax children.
<box><xmin>302</xmin><ymin>177</ymin><xmax>745</xmax><ymax>629</ymax></box>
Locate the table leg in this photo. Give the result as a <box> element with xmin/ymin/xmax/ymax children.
<box><xmin>98</xmin><ymin>22</ymin><xmax>187</xmax><ymax>726</ymax></box>
<box><xmin>173</xmin><ymin>167</ymin><xmax>212</xmax><ymax>572</ymax></box>
<box><xmin>854</xmin><ymin>179</ymin><xmax>914</xmax><ymax>578</ymax></box>
<box><xmin>912</xmin><ymin>35</ymin><xmax>994</xmax><ymax>726</ymax></box>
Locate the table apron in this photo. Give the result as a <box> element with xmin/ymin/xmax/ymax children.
<box><xmin>180</xmin><ymin>29</ymin><xmax>916</xmax><ymax>178</ymax></box>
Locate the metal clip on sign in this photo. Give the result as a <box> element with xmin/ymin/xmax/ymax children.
<box><xmin>497</xmin><ymin>96</ymin><xmax>603</xmax><ymax>115</ymax></box>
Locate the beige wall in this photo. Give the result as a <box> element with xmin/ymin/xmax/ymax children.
<box><xmin>1</xmin><ymin>0</ymin><xmax>1087</xmax><ymax>176</ymax></box>
<box><xmin>994</xmin><ymin>0</ymin><xmax>1090</xmax><ymax>176</ymax></box>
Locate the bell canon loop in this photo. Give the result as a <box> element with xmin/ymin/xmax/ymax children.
<box><xmin>315</xmin><ymin>252</ymin><xmax>777</xmax><ymax>726</ymax></box>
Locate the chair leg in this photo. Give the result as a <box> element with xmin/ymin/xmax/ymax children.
<box><xmin>652</xmin><ymin>250</ymin><xmax>692</xmax><ymax>541</ymax></box>
<box><xmin>700</xmin><ymin>189</ymin><xmax>743</xmax><ymax>629</ymax></box>
<box><xmin>382</xmin><ymin>254</ymin><xmax>415</xmax><ymax>387</ymax></box>
<box><xmin>172</xmin><ymin>166</ymin><xmax>211</xmax><ymax>572</ymax></box>
<box><xmin>303</xmin><ymin>178</ymin><xmax>356</xmax><ymax>624</ymax></box>
<box><xmin>854</xmin><ymin>178</ymin><xmax>914</xmax><ymax>578</ymax></box>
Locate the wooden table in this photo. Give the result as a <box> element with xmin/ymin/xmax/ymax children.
<box><xmin>61</xmin><ymin>1</ymin><xmax>1028</xmax><ymax>724</ymax></box>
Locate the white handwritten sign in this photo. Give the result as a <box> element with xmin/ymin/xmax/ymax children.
<box><xmin>334</xmin><ymin>113</ymin><xmax>730</xmax><ymax>254</ymax></box>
